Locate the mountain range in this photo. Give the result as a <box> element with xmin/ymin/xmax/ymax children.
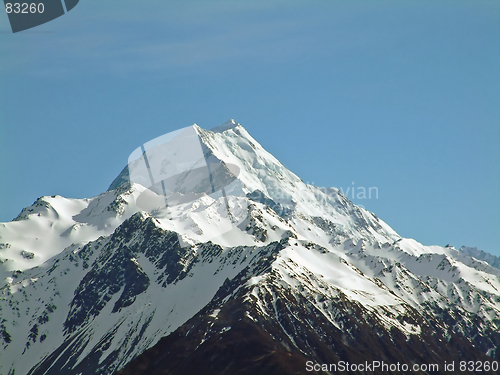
<box><xmin>1</xmin><ymin>120</ymin><xmax>499</xmax><ymax>374</ymax></box>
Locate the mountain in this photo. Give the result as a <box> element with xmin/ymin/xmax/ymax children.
<box><xmin>459</xmin><ymin>246</ymin><xmax>500</xmax><ymax>270</ymax></box>
<box><xmin>0</xmin><ymin>120</ymin><xmax>499</xmax><ymax>375</ymax></box>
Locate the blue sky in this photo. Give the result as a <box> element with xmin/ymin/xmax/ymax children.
<box><xmin>0</xmin><ymin>0</ymin><xmax>499</xmax><ymax>255</ymax></box>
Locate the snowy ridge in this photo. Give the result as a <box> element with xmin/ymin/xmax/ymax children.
<box><xmin>459</xmin><ymin>246</ymin><xmax>500</xmax><ymax>270</ymax></box>
<box><xmin>0</xmin><ymin>184</ymin><xmax>138</xmax><ymax>279</ymax></box>
<box><xmin>1</xmin><ymin>121</ymin><xmax>499</xmax><ymax>374</ymax></box>
<box><xmin>195</xmin><ymin>124</ymin><xmax>400</xmax><ymax>243</ymax></box>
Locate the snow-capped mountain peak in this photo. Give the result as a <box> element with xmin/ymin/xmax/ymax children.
<box><xmin>1</xmin><ymin>121</ymin><xmax>499</xmax><ymax>375</ymax></box>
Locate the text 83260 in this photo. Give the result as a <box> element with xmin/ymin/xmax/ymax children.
<box><xmin>5</xmin><ymin>3</ymin><xmax>45</xmax><ymax>14</ymax></box>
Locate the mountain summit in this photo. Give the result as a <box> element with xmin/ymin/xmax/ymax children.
<box><xmin>0</xmin><ymin>121</ymin><xmax>499</xmax><ymax>375</ymax></box>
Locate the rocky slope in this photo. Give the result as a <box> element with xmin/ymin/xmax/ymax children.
<box><xmin>0</xmin><ymin>120</ymin><xmax>498</xmax><ymax>375</ymax></box>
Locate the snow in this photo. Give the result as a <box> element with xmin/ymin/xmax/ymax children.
<box><xmin>209</xmin><ymin>309</ymin><xmax>220</xmax><ymax>318</ymax></box>
<box><xmin>0</xmin><ymin>120</ymin><xmax>499</xmax><ymax>374</ymax></box>
<box><xmin>0</xmin><ymin>187</ymin><xmax>145</xmax><ymax>282</ymax></box>
<box><xmin>277</xmin><ymin>245</ymin><xmax>401</xmax><ymax>307</ymax></box>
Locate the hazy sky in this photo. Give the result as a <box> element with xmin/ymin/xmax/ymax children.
<box><xmin>0</xmin><ymin>0</ymin><xmax>499</xmax><ymax>255</ymax></box>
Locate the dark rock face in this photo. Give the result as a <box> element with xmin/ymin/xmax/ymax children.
<box><xmin>24</xmin><ymin>212</ymin><xmax>292</xmax><ymax>375</ymax></box>
<box><xmin>63</xmin><ymin>213</ymin><xmax>190</xmax><ymax>335</ymax></box>
<box><xmin>115</xmin><ymin>291</ymin><xmax>496</xmax><ymax>374</ymax></box>
<box><xmin>115</xmin><ymin>267</ymin><xmax>498</xmax><ymax>375</ymax></box>
<box><xmin>115</xmin><ymin>301</ymin><xmax>315</xmax><ymax>375</ymax></box>
<box><xmin>29</xmin><ymin>213</ymin><xmax>204</xmax><ymax>375</ymax></box>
